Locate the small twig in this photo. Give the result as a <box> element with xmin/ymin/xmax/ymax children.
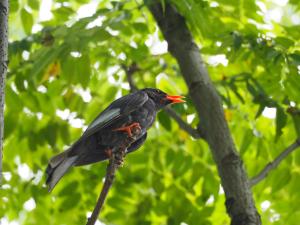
<box><xmin>86</xmin><ymin>128</ymin><xmax>141</xmax><ymax>225</ymax></box>
<box><xmin>121</xmin><ymin>63</ymin><xmax>139</xmax><ymax>92</ymax></box>
<box><xmin>122</xmin><ymin>63</ymin><xmax>202</xmax><ymax>139</ymax></box>
<box><xmin>250</xmin><ymin>138</ymin><xmax>300</xmax><ymax>187</ymax></box>
<box><xmin>164</xmin><ymin>107</ymin><xmax>202</xmax><ymax>139</ymax></box>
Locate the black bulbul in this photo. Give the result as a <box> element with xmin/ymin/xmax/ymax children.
<box><xmin>46</xmin><ymin>88</ymin><xmax>185</xmax><ymax>191</ymax></box>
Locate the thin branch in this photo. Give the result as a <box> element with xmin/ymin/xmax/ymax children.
<box><xmin>250</xmin><ymin>138</ymin><xmax>300</xmax><ymax>187</ymax></box>
<box><xmin>86</xmin><ymin>156</ymin><xmax>118</xmax><ymax>225</ymax></box>
<box><xmin>164</xmin><ymin>107</ymin><xmax>202</xmax><ymax>139</ymax></box>
<box><xmin>86</xmin><ymin>127</ymin><xmax>141</xmax><ymax>225</ymax></box>
<box><xmin>121</xmin><ymin>63</ymin><xmax>139</xmax><ymax>92</ymax></box>
<box><xmin>122</xmin><ymin>63</ymin><xmax>203</xmax><ymax>139</ymax></box>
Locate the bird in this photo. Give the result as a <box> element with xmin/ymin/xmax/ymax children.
<box><xmin>46</xmin><ymin>88</ymin><xmax>185</xmax><ymax>191</ymax></box>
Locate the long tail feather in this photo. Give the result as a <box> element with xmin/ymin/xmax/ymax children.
<box><xmin>46</xmin><ymin>150</ymin><xmax>77</xmax><ymax>192</ymax></box>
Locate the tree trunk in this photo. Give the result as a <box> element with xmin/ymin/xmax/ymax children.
<box><xmin>0</xmin><ymin>0</ymin><xmax>9</xmax><ymax>182</ymax></box>
<box><xmin>148</xmin><ymin>3</ymin><xmax>261</xmax><ymax>225</ymax></box>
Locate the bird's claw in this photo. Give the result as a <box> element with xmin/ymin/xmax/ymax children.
<box><xmin>113</xmin><ymin>122</ymin><xmax>141</xmax><ymax>137</ymax></box>
<box><xmin>111</xmin><ymin>123</ymin><xmax>142</xmax><ymax>167</ymax></box>
<box><xmin>130</xmin><ymin>124</ymin><xmax>142</xmax><ymax>138</ymax></box>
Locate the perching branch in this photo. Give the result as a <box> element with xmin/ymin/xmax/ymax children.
<box><xmin>250</xmin><ymin>138</ymin><xmax>300</xmax><ymax>187</ymax></box>
<box><xmin>0</xmin><ymin>0</ymin><xmax>9</xmax><ymax>183</ymax></box>
<box><xmin>147</xmin><ymin>2</ymin><xmax>261</xmax><ymax>225</ymax></box>
<box><xmin>86</xmin><ymin>127</ymin><xmax>141</xmax><ymax>225</ymax></box>
<box><xmin>86</xmin><ymin>155</ymin><xmax>119</xmax><ymax>225</ymax></box>
<box><xmin>122</xmin><ymin>63</ymin><xmax>203</xmax><ymax>139</ymax></box>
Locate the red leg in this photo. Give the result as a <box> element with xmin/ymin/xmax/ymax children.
<box><xmin>112</xmin><ymin>122</ymin><xmax>141</xmax><ymax>137</ymax></box>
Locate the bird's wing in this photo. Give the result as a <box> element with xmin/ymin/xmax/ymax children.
<box><xmin>73</xmin><ymin>132</ymin><xmax>148</xmax><ymax>166</ymax></box>
<box><xmin>81</xmin><ymin>91</ymin><xmax>148</xmax><ymax>139</ymax></box>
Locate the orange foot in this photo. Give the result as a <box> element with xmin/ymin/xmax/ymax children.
<box><xmin>113</xmin><ymin>122</ymin><xmax>141</xmax><ymax>137</ymax></box>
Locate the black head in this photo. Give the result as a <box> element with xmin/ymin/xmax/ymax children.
<box><xmin>141</xmin><ymin>88</ymin><xmax>185</xmax><ymax>110</ymax></box>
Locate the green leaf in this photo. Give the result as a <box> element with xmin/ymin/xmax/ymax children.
<box><xmin>44</xmin><ymin>123</ymin><xmax>58</xmax><ymax>147</ymax></box>
<box><xmin>130</xmin><ymin>44</ymin><xmax>149</xmax><ymax>61</ymax></box>
<box><xmin>228</xmin><ymin>82</ymin><xmax>245</xmax><ymax>103</ymax></box>
<box><xmin>4</xmin><ymin>111</ymin><xmax>19</xmax><ymax>138</ymax></box>
<box><xmin>275</xmin><ymin>37</ymin><xmax>294</xmax><ymax>49</ymax></box>
<box><xmin>158</xmin><ymin>110</ymin><xmax>172</xmax><ymax>130</ymax></box>
<box><xmin>28</xmin><ymin>132</ymin><xmax>38</xmax><ymax>151</ymax></box>
<box><xmin>94</xmin><ymin>28</ymin><xmax>112</xmax><ymax>41</ymax></box>
<box><xmin>10</xmin><ymin>0</ymin><xmax>19</xmax><ymax>13</ymax></box>
<box><xmin>5</xmin><ymin>85</ymin><xmax>23</xmax><ymax>111</ymax></box>
<box><xmin>28</xmin><ymin>0</ymin><xmax>39</xmax><ymax>10</ymax></box>
<box><xmin>232</xmin><ymin>32</ymin><xmax>242</xmax><ymax>50</ymax></box>
<box><xmin>61</xmin><ymin>54</ymin><xmax>91</xmax><ymax>87</ymax></box>
<box><xmin>291</xmin><ymin>114</ymin><xmax>300</xmax><ymax>137</ymax></box>
<box><xmin>285</xmin><ymin>74</ymin><xmax>300</xmax><ymax>102</ymax></box>
<box><xmin>284</xmin><ymin>25</ymin><xmax>300</xmax><ymax>39</ymax></box>
<box><xmin>21</xmin><ymin>8</ymin><xmax>33</xmax><ymax>35</ymax></box>
<box><xmin>246</xmin><ymin>81</ymin><xmax>257</xmax><ymax>98</ymax></box>
<box><xmin>58</xmin><ymin>181</ymin><xmax>79</xmax><ymax>196</ymax></box>
<box><xmin>60</xmin><ymin>193</ymin><xmax>81</xmax><ymax>211</ymax></box>
<box><xmin>255</xmin><ymin>104</ymin><xmax>265</xmax><ymax>119</ymax></box>
<box><xmin>275</xmin><ymin>107</ymin><xmax>287</xmax><ymax>141</ymax></box>
<box><xmin>31</xmin><ymin>45</ymin><xmax>68</xmax><ymax>81</ymax></box>
<box><xmin>60</xmin><ymin>123</ymin><xmax>71</xmax><ymax>144</ymax></box>
<box><xmin>240</xmin><ymin>128</ymin><xmax>254</xmax><ymax>155</ymax></box>
<box><xmin>294</xmin><ymin>151</ymin><xmax>300</xmax><ymax>167</ymax></box>
<box><xmin>289</xmin><ymin>53</ymin><xmax>300</xmax><ymax>66</ymax></box>
<box><xmin>15</xmin><ymin>74</ymin><xmax>27</xmax><ymax>92</ymax></box>
<box><xmin>52</xmin><ymin>6</ymin><xmax>74</xmax><ymax>22</ymax></box>
<box><xmin>76</xmin><ymin>55</ymin><xmax>91</xmax><ymax>88</ymax></box>
<box><xmin>272</xmin><ymin>168</ymin><xmax>291</xmax><ymax>193</ymax></box>
<box><xmin>106</xmin><ymin>86</ymin><xmax>118</xmax><ymax>102</ymax></box>
<box><xmin>132</xmin><ymin>23</ymin><xmax>149</xmax><ymax>33</ymax></box>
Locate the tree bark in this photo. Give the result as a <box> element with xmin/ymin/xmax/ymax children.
<box><xmin>148</xmin><ymin>3</ymin><xmax>261</xmax><ymax>225</ymax></box>
<box><xmin>0</xmin><ymin>0</ymin><xmax>8</xmax><ymax>183</ymax></box>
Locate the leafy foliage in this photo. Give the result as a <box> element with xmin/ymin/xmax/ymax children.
<box><xmin>2</xmin><ymin>0</ymin><xmax>300</xmax><ymax>224</ymax></box>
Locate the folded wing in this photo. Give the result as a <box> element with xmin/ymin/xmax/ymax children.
<box><xmin>81</xmin><ymin>90</ymin><xmax>148</xmax><ymax>139</ymax></box>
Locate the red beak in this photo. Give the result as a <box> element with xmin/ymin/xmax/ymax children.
<box><xmin>166</xmin><ymin>95</ymin><xmax>185</xmax><ymax>104</ymax></box>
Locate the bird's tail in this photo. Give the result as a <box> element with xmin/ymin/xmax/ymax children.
<box><xmin>46</xmin><ymin>149</ymin><xmax>78</xmax><ymax>192</ymax></box>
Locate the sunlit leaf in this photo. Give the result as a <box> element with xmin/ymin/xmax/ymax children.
<box><xmin>28</xmin><ymin>0</ymin><xmax>39</xmax><ymax>10</ymax></box>
<box><xmin>158</xmin><ymin>110</ymin><xmax>172</xmax><ymax>130</ymax></box>
<box><xmin>240</xmin><ymin>128</ymin><xmax>254</xmax><ymax>155</ymax></box>
<box><xmin>275</xmin><ymin>107</ymin><xmax>287</xmax><ymax>141</ymax></box>
<box><xmin>10</xmin><ymin>0</ymin><xmax>19</xmax><ymax>13</ymax></box>
<box><xmin>21</xmin><ymin>8</ymin><xmax>33</xmax><ymax>35</ymax></box>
